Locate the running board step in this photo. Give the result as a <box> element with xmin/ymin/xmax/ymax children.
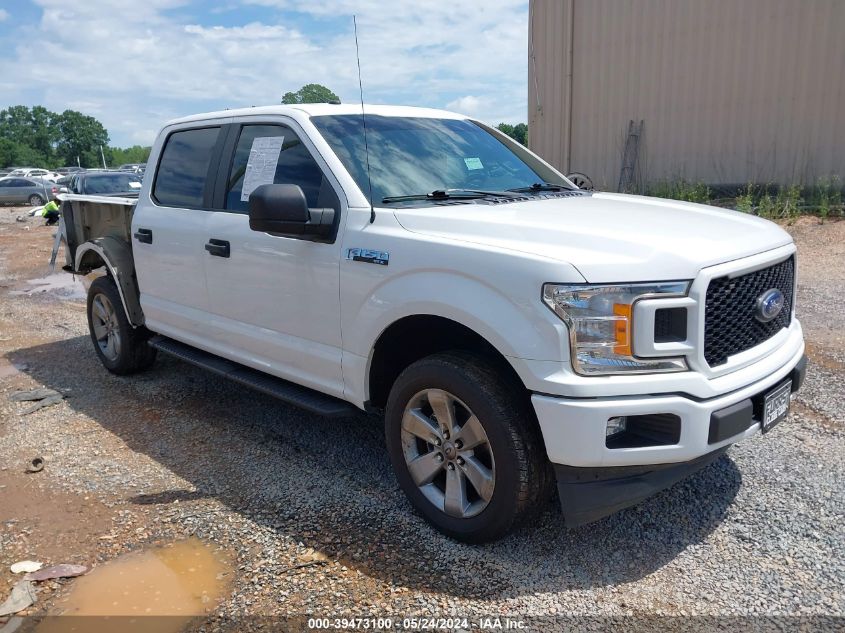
<box><xmin>148</xmin><ymin>335</ymin><xmax>358</xmax><ymax>417</ymax></box>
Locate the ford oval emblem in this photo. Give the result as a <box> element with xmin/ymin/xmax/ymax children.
<box><xmin>755</xmin><ymin>288</ymin><xmax>785</xmax><ymax>323</ymax></box>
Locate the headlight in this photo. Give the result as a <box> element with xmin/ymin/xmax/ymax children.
<box><xmin>542</xmin><ymin>282</ymin><xmax>690</xmax><ymax>376</ymax></box>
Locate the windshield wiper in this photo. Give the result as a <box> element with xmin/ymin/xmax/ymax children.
<box><xmin>382</xmin><ymin>189</ymin><xmax>522</xmax><ymax>204</ymax></box>
<box><xmin>506</xmin><ymin>182</ymin><xmax>575</xmax><ymax>193</ymax></box>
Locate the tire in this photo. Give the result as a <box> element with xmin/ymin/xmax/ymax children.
<box><xmin>28</xmin><ymin>194</ymin><xmax>45</xmax><ymax>206</ymax></box>
<box><xmin>385</xmin><ymin>351</ymin><xmax>553</xmax><ymax>543</ymax></box>
<box><xmin>86</xmin><ymin>276</ymin><xmax>157</xmax><ymax>375</ymax></box>
<box><xmin>566</xmin><ymin>172</ymin><xmax>593</xmax><ymax>191</ymax></box>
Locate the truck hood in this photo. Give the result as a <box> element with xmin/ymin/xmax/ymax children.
<box><xmin>392</xmin><ymin>192</ymin><xmax>794</xmax><ymax>282</ymax></box>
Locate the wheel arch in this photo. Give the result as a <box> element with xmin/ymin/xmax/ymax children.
<box><xmin>366</xmin><ymin>314</ymin><xmax>529</xmax><ymax>411</ymax></box>
<box><xmin>75</xmin><ymin>237</ymin><xmax>144</xmax><ymax>327</ymax></box>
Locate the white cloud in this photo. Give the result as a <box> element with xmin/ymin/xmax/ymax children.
<box><xmin>4</xmin><ymin>0</ymin><xmax>528</xmax><ymax>145</ymax></box>
<box><xmin>0</xmin><ymin>9</ymin><xmax>9</xmax><ymax>22</ymax></box>
<box><xmin>445</xmin><ymin>96</ymin><xmax>485</xmax><ymax>117</ymax></box>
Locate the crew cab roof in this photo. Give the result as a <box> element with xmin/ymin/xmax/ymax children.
<box><xmin>163</xmin><ymin>104</ymin><xmax>470</xmax><ymax>127</ymax></box>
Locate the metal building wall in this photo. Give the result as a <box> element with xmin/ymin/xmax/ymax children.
<box><xmin>529</xmin><ymin>0</ymin><xmax>845</xmax><ymax>190</ymax></box>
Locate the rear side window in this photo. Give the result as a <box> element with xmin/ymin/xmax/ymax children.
<box><xmin>153</xmin><ymin>127</ymin><xmax>220</xmax><ymax>208</ymax></box>
<box><xmin>224</xmin><ymin>124</ymin><xmax>326</xmax><ymax>213</ymax></box>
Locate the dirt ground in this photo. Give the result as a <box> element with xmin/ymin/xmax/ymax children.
<box><xmin>0</xmin><ymin>207</ymin><xmax>842</xmax><ymax>628</ymax></box>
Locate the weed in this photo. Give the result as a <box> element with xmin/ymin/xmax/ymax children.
<box><xmin>735</xmin><ymin>183</ymin><xmax>755</xmax><ymax>214</ymax></box>
<box><xmin>757</xmin><ymin>186</ymin><xmax>778</xmax><ymax>218</ymax></box>
<box><xmin>647</xmin><ymin>177</ymin><xmax>842</xmax><ymax>220</ymax></box>
<box><xmin>648</xmin><ymin>179</ymin><xmax>710</xmax><ymax>204</ymax></box>
<box><xmin>814</xmin><ymin>176</ymin><xmax>842</xmax><ymax>223</ymax></box>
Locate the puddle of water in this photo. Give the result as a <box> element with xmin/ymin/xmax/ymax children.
<box><xmin>9</xmin><ymin>274</ymin><xmax>86</xmax><ymax>301</ymax></box>
<box><xmin>36</xmin><ymin>538</ymin><xmax>233</xmax><ymax>633</ymax></box>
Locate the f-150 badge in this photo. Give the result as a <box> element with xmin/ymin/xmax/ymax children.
<box><xmin>346</xmin><ymin>248</ymin><xmax>389</xmax><ymax>266</ymax></box>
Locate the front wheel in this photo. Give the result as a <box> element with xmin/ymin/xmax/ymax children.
<box><xmin>87</xmin><ymin>276</ymin><xmax>156</xmax><ymax>375</ymax></box>
<box><xmin>385</xmin><ymin>352</ymin><xmax>552</xmax><ymax>543</ymax></box>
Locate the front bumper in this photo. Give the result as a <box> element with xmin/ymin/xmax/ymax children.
<box><xmin>554</xmin><ymin>447</ymin><xmax>728</xmax><ymax>527</ymax></box>
<box><xmin>533</xmin><ymin>352</ymin><xmax>807</xmax><ymax>526</ymax></box>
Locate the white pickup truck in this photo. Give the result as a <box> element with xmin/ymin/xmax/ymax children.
<box><xmin>58</xmin><ymin>104</ymin><xmax>806</xmax><ymax>542</ymax></box>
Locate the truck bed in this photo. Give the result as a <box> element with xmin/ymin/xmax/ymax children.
<box><xmin>59</xmin><ymin>194</ymin><xmax>137</xmax><ymax>269</ymax></box>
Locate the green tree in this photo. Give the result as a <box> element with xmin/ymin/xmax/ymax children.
<box><xmin>0</xmin><ymin>105</ymin><xmax>36</xmax><ymax>147</ymax></box>
<box><xmin>0</xmin><ymin>105</ymin><xmax>58</xmax><ymax>165</ymax></box>
<box><xmin>30</xmin><ymin>106</ymin><xmax>60</xmax><ymax>160</ymax></box>
<box><xmin>0</xmin><ymin>104</ymin><xmax>148</xmax><ymax>169</ymax></box>
<box><xmin>0</xmin><ymin>138</ymin><xmax>46</xmax><ymax>167</ymax></box>
<box><xmin>55</xmin><ymin>110</ymin><xmax>109</xmax><ymax>168</ymax></box>
<box><xmin>496</xmin><ymin>122</ymin><xmax>528</xmax><ymax>145</ymax></box>
<box><xmin>108</xmin><ymin>145</ymin><xmax>151</xmax><ymax>166</ymax></box>
<box><xmin>282</xmin><ymin>83</ymin><xmax>340</xmax><ymax>105</ymax></box>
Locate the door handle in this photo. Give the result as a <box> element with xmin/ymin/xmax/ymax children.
<box><xmin>133</xmin><ymin>228</ymin><xmax>153</xmax><ymax>244</ymax></box>
<box><xmin>205</xmin><ymin>239</ymin><xmax>230</xmax><ymax>258</ymax></box>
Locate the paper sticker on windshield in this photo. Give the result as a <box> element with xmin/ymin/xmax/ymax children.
<box><xmin>128</xmin><ymin>181</ymin><xmax>142</xmax><ymax>189</ymax></box>
<box><xmin>241</xmin><ymin>136</ymin><xmax>285</xmax><ymax>201</ymax></box>
<box><xmin>464</xmin><ymin>157</ymin><xmax>484</xmax><ymax>171</ymax></box>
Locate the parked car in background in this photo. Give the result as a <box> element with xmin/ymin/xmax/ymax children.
<box><xmin>56</xmin><ymin>167</ymin><xmax>85</xmax><ymax>176</ymax></box>
<box><xmin>56</xmin><ymin>175</ymin><xmax>73</xmax><ymax>193</ymax></box>
<box><xmin>6</xmin><ymin>167</ymin><xmax>36</xmax><ymax>178</ymax></box>
<box><xmin>117</xmin><ymin>163</ymin><xmax>146</xmax><ymax>174</ymax></box>
<box><xmin>67</xmin><ymin>170</ymin><xmax>142</xmax><ymax>196</ymax></box>
<box><xmin>8</xmin><ymin>168</ymin><xmax>60</xmax><ymax>181</ymax></box>
<box><xmin>0</xmin><ymin>177</ymin><xmax>60</xmax><ymax>205</ymax></box>
<box><xmin>2</xmin><ymin>167</ymin><xmax>26</xmax><ymax>178</ymax></box>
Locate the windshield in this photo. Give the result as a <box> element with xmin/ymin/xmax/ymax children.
<box><xmin>311</xmin><ymin>115</ymin><xmax>556</xmax><ymax>205</ymax></box>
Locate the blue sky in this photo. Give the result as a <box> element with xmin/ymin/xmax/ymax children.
<box><xmin>0</xmin><ymin>0</ymin><xmax>529</xmax><ymax>147</ymax></box>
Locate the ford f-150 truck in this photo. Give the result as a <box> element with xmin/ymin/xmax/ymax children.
<box><xmin>57</xmin><ymin>104</ymin><xmax>806</xmax><ymax>542</ymax></box>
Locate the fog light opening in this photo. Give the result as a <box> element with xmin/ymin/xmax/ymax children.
<box><xmin>605</xmin><ymin>413</ymin><xmax>682</xmax><ymax>449</ymax></box>
<box><xmin>606</xmin><ymin>416</ymin><xmax>628</xmax><ymax>438</ymax></box>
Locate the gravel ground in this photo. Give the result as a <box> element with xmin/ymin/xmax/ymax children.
<box><xmin>0</xmin><ymin>209</ymin><xmax>843</xmax><ymax>629</ymax></box>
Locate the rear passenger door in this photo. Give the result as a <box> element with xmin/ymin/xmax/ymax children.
<box><xmin>201</xmin><ymin>119</ymin><xmax>347</xmax><ymax>398</ymax></box>
<box><xmin>132</xmin><ymin>123</ymin><xmax>227</xmax><ymax>343</ymax></box>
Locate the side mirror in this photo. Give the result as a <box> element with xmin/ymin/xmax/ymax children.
<box><xmin>248</xmin><ymin>184</ymin><xmax>334</xmax><ymax>237</ymax></box>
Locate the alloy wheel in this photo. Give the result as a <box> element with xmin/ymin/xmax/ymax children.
<box><xmin>90</xmin><ymin>293</ymin><xmax>122</xmax><ymax>361</ymax></box>
<box><xmin>400</xmin><ymin>389</ymin><xmax>495</xmax><ymax>518</ymax></box>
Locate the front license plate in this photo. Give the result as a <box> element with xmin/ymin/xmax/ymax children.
<box><xmin>762</xmin><ymin>380</ymin><xmax>792</xmax><ymax>432</ymax></box>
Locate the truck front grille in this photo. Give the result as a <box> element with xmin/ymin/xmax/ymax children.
<box><xmin>703</xmin><ymin>256</ymin><xmax>794</xmax><ymax>366</ymax></box>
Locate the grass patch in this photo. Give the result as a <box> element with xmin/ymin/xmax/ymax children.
<box><xmin>647</xmin><ymin>177</ymin><xmax>844</xmax><ymax>222</ymax></box>
<box><xmin>648</xmin><ymin>179</ymin><xmax>711</xmax><ymax>204</ymax></box>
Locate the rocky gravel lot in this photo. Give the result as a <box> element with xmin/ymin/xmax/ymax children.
<box><xmin>0</xmin><ymin>208</ymin><xmax>843</xmax><ymax>630</ymax></box>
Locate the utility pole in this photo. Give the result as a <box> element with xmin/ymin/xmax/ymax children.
<box><xmin>100</xmin><ymin>146</ymin><xmax>107</xmax><ymax>169</ymax></box>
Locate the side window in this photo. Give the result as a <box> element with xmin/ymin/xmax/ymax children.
<box><xmin>224</xmin><ymin>124</ymin><xmax>328</xmax><ymax>213</ymax></box>
<box><xmin>153</xmin><ymin>127</ymin><xmax>220</xmax><ymax>208</ymax></box>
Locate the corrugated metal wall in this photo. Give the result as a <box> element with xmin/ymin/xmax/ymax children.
<box><xmin>529</xmin><ymin>0</ymin><xmax>845</xmax><ymax>190</ymax></box>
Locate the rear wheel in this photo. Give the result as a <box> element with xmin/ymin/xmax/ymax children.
<box><xmin>87</xmin><ymin>276</ymin><xmax>156</xmax><ymax>375</ymax></box>
<box><xmin>28</xmin><ymin>194</ymin><xmax>45</xmax><ymax>205</ymax></box>
<box><xmin>385</xmin><ymin>351</ymin><xmax>552</xmax><ymax>543</ymax></box>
